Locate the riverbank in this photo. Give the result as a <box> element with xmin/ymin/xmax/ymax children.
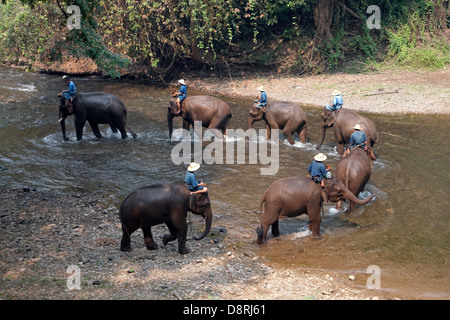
<box><xmin>4</xmin><ymin>66</ymin><xmax>448</xmax><ymax>301</ymax></box>
<box><xmin>188</xmin><ymin>68</ymin><xmax>450</xmax><ymax>115</ymax></box>
<box><xmin>0</xmin><ymin>187</ymin><xmax>394</xmax><ymax>300</ymax></box>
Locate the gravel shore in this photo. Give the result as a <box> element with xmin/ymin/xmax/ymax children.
<box><xmin>189</xmin><ymin>68</ymin><xmax>450</xmax><ymax>115</ymax></box>
<box><xmin>0</xmin><ymin>187</ymin><xmax>388</xmax><ymax>300</ymax></box>
<box><xmin>4</xmin><ymin>68</ymin><xmax>444</xmax><ymax>301</ymax></box>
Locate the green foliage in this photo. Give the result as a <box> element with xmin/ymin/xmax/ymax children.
<box><xmin>0</xmin><ymin>0</ymin><xmax>130</xmax><ymax>78</ymax></box>
<box><xmin>0</xmin><ymin>1</ymin><xmax>58</xmax><ymax>64</ymax></box>
<box><xmin>385</xmin><ymin>1</ymin><xmax>449</xmax><ymax>70</ymax></box>
<box><xmin>1</xmin><ymin>0</ymin><xmax>448</xmax><ymax>78</ymax></box>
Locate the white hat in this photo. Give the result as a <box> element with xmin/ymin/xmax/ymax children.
<box><xmin>314</xmin><ymin>153</ymin><xmax>327</xmax><ymax>162</ymax></box>
<box><xmin>353</xmin><ymin>124</ymin><xmax>362</xmax><ymax>130</ymax></box>
<box><xmin>332</xmin><ymin>90</ymin><xmax>341</xmax><ymax>96</ymax></box>
<box><xmin>178</xmin><ymin>79</ymin><xmax>186</xmax><ymax>85</ymax></box>
<box><xmin>62</xmin><ymin>75</ymin><xmax>69</xmax><ymax>80</ymax></box>
<box><xmin>257</xmin><ymin>86</ymin><xmax>265</xmax><ymax>92</ymax></box>
<box><xmin>187</xmin><ymin>162</ymin><xmax>200</xmax><ymax>172</ymax></box>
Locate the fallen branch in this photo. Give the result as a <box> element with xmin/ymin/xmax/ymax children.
<box><xmin>338</xmin><ymin>2</ymin><xmax>362</xmax><ymax>21</ymax></box>
<box><xmin>364</xmin><ymin>89</ymin><xmax>399</xmax><ymax>96</ymax></box>
<box><xmin>173</xmin><ymin>291</ymin><xmax>183</xmax><ymax>300</ymax></box>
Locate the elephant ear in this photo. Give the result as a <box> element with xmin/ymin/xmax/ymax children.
<box><xmin>324</xmin><ymin>177</ymin><xmax>343</xmax><ymax>200</ymax></box>
<box><xmin>258</xmin><ymin>106</ymin><xmax>267</xmax><ymax>116</ymax></box>
<box><xmin>188</xmin><ymin>192</ymin><xmax>210</xmax><ymax>213</ymax></box>
<box><xmin>323</xmin><ymin>109</ymin><xmax>337</xmax><ymax>127</ymax></box>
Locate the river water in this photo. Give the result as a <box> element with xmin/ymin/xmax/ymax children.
<box><xmin>0</xmin><ymin>66</ymin><xmax>449</xmax><ymax>299</ymax></box>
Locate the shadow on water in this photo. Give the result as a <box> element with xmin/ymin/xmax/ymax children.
<box><xmin>0</xmin><ymin>66</ymin><xmax>449</xmax><ymax>299</ymax></box>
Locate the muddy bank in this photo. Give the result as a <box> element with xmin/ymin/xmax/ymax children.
<box><xmin>0</xmin><ymin>187</ymin><xmax>391</xmax><ymax>300</ymax></box>
<box><xmin>188</xmin><ymin>68</ymin><xmax>450</xmax><ymax>115</ymax></box>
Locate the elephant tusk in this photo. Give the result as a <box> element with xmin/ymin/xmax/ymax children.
<box><xmin>58</xmin><ymin>117</ymin><xmax>64</xmax><ymax>123</ymax></box>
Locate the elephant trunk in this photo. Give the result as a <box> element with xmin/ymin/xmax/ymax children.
<box><xmin>58</xmin><ymin>104</ymin><xmax>69</xmax><ymax>141</ymax></box>
<box><xmin>167</xmin><ymin>108</ymin><xmax>174</xmax><ymax>139</ymax></box>
<box><xmin>193</xmin><ymin>208</ymin><xmax>212</xmax><ymax>240</ymax></box>
<box><xmin>317</xmin><ymin>125</ymin><xmax>327</xmax><ymax>149</ymax></box>
<box><xmin>342</xmin><ymin>187</ymin><xmax>375</xmax><ymax>205</ymax></box>
<box><xmin>59</xmin><ymin>109</ymin><xmax>68</xmax><ymax>141</ymax></box>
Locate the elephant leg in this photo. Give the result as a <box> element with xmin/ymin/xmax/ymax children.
<box><xmin>120</xmin><ymin>223</ymin><xmax>138</xmax><ymax>252</ymax></box>
<box><xmin>307</xmin><ymin>209</ymin><xmax>322</xmax><ymax>239</ymax></box>
<box><xmin>271</xmin><ymin>220</ymin><xmax>280</xmax><ymax>237</ymax></box>
<box><xmin>298</xmin><ymin>125</ymin><xmax>307</xmax><ymax>144</ymax></box>
<box><xmin>337</xmin><ymin>143</ymin><xmax>345</xmax><ymax>155</ymax></box>
<box><xmin>222</xmin><ymin>116</ymin><xmax>231</xmax><ymax>137</ymax></box>
<box><xmin>112</xmin><ymin>119</ymin><xmax>128</xmax><ymax>139</ymax></box>
<box><xmin>256</xmin><ymin>222</ymin><xmax>269</xmax><ymax>245</ymax></box>
<box><xmin>118</xmin><ymin>126</ymin><xmax>128</xmax><ymax>139</ymax></box>
<box><xmin>176</xmin><ymin>224</ymin><xmax>190</xmax><ymax>255</ymax></box>
<box><xmin>348</xmin><ymin>200</ymin><xmax>356</xmax><ymax>213</ymax></box>
<box><xmin>162</xmin><ymin>220</ymin><xmax>178</xmax><ymax>246</ymax></box>
<box><xmin>265</xmin><ymin>124</ymin><xmax>272</xmax><ymax>141</ymax></box>
<box><xmin>163</xmin><ymin>219</ymin><xmax>190</xmax><ymax>254</ymax></box>
<box><xmin>257</xmin><ymin>207</ymin><xmax>279</xmax><ymax>244</ymax></box>
<box><xmin>74</xmin><ymin>117</ymin><xmax>86</xmax><ymax>140</ymax></box>
<box><xmin>207</xmin><ymin>119</ymin><xmax>224</xmax><ymax>140</ymax></box>
<box><xmin>142</xmin><ymin>226</ymin><xmax>158</xmax><ymax>250</ymax></box>
<box><xmin>284</xmin><ymin>129</ymin><xmax>295</xmax><ymax>145</ymax></box>
<box><xmin>333</xmin><ymin>128</ymin><xmax>345</xmax><ymax>155</ymax></box>
<box><xmin>88</xmin><ymin>121</ymin><xmax>102</xmax><ymax>139</ymax></box>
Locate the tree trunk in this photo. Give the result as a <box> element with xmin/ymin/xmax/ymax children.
<box><xmin>313</xmin><ymin>0</ymin><xmax>336</xmax><ymax>42</ymax></box>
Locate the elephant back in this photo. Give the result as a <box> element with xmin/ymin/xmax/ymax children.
<box><xmin>186</xmin><ymin>95</ymin><xmax>232</xmax><ymax>116</ymax></box>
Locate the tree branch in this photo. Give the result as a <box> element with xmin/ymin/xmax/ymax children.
<box><xmin>338</xmin><ymin>2</ymin><xmax>362</xmax><ymax>20</ymax></box>
<box><xmin>56</xmin><ymin>0</ymin><xmax>69</xmax><ymax>19</ymax></box>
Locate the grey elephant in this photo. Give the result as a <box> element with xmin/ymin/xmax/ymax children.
<box><xmin>58</xmin><ymin>92</ymin><xmax>137</xmax><ymax>141</ymax></box>
<box><xmin>119</xmin><ymin>183</ymin><xmax>213</xmax><ymax>254</ymax></box>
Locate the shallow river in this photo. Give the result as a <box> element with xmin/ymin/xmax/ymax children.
<box><xmin>0</xmin><ymin>66</ymin><xmax>449</xmax><ymax>299</ymax></box>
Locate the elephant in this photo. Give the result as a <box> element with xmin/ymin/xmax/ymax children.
<box><xmin>167</xmin><ymin>94</ymin><xmax>232</xmax><ymax>140</ymax></box>
<box><xmin>119</xmin><ymin>183</ymin><xmax>212</xmax><ymax>254</ymax></box>
<box><xmin>336</xmin><ymin>147</ymin><xmax>375</xmax><ymax>213</ymax></box>
<box><xmin>58</xmin><ymin>92</ymin><xmax>137</xmax><ymax>141</ymax></box>
<box><xmin>317</xmin><ymin>108</ymin><xmax>378</xmax><ymax>155</ymax></box>
<box><xmin>256</xmin><ymin>176</ymin><xmax>375</xmax><ymax>244</ymax></box>
<box><xmin>248</xmin><ymin>101</ymin><xmax>307</xmax><ymax>144</ymax></box>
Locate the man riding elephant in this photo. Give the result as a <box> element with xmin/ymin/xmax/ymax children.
<box><xmin>346</xmin><ymin>124</ymin><xmax>368</xmax><ymax>154</ymax></box>
<box><xmin>254</xmin><ymin>86</ymin><xmax>267</xmax><ymax>109</ymax></box>
<box><xmin>173</xmin><ymin>79</ymin><xmax>187</xmax><ymax>115</ymax></box>
<box><xmin>61</xmin><ymin>75</ymin><xmax>76</xmax><ymax>113</ymax></box>
<box><xmin>185</xmin><ymin>162</ymin><xmax>207</xmax><ymax>194</ymax></box>
<box><xmin>326</xmin><ymin>89</ymin><xmax>343</xmax><ymax>112</ymax></box>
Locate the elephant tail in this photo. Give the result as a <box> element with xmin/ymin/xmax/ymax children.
<box><xmin>345</xmin><ymin>166</ymin><xmax>350</xmax><ymax>190</ymax></box>
<box><xmin>125</xmin><ymin>121</ymin><xmax>137</xmax><ymax>139</ymax></box>
<box><xmin>256</xmin><ymin>190</ymin><xmax>268</xmax><ymax>240</ymax></box>
<box><xmin>259</xmin><ymin>189</ymin><xmax>268</xmax><ymax>221</ymax></box>
<box><xmin>118</xmin><ymin>201</ymin><xmax>131</xmax><ymax>238</ymax></box>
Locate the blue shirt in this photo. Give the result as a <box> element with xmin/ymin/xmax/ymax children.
<box><xmin>185</xmin><ymin>171</ymin><xmax>202</xmax><ymax>191</ymax></box>
<box><xmin>67</xmin><ymin>81</ymin><xmax>76</xmax><ymax>97</ymax></box>
<box><xmin>178</xmin><ymin>84</ymin><xmax>187</xmax><ymax>101</ymax></box>
<box><xmin>350</xmin><ymin>131</ymin><xmax>367</xmax><ymax>147</ymax></box>
<box><xmin>332</xmin><ymin>94</ymin><xmax>343</xmax><ymax>109</ymax></box>
<box><xmin>308</xmin><ymin>161</ymin><xmax>327</xmax><ymax>179</ymax></box>
<box><xmin>258</xmin><ymin>91</ymin><xmax>267</xmax><ymax>106</ymax></box>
